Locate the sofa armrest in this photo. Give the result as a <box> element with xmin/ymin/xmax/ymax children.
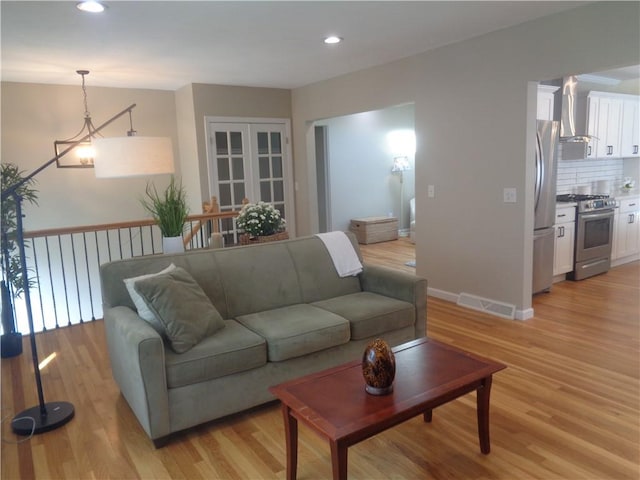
<box><xmin>103</xmin><ymin>306</ymin><xmax>170</xmax><ymax>441</ymax></box>
<box><xmin>359</xmin><ymin>265</ymin><xmax>427</xmax><ymax>338</ymax></box>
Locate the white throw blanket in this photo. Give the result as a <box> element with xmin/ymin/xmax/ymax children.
<box><xmin>315</xmin><ymin>231</ymin><xmax>363</xmax><ymax>277</ymax></box>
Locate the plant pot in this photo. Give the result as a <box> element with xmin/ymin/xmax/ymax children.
<box><xmin>239</xmin><ymin>231</ymin><xmax>289</xmax><ymax>245</ymax></box>
<box><xmin>162</xmin><ymin>236</ymin><xmax>185</xmax><ymax>254</ymax></box>
<box><xmin>1</xmin><ymin>332</ymin><xmax>23</xmax><ymax>358</ymax></box>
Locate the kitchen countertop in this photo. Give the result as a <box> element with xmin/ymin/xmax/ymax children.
<box><xmin>613</xmin><ymin>192</ymin><xmax>639</xmax><ymax>200</ymax></box>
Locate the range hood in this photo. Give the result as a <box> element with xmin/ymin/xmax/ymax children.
<box><xmin>551</xmin><ymin>75</ymin><xmax>591</xmax><ymax>160</ymax></box>
<box><xmin>554</xmin><ymin>75</ymin><xmax>591</xmax><ymax>143</ymax></box>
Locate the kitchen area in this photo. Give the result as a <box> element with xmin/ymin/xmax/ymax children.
<box><xmin>533</xmin><ymin>69</ymin><xmax>640</xmax><ymax>294</ymax></box>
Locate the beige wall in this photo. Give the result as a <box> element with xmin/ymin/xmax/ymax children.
<box><xmin>1</xmin><ymin>81</ymin><xmax>292</xmax><ymax>228</ymax></box>
<box><xmin>291</xmin><ymin>2</ymin><xmax>640</xmax><ymax>316</ymax></box>
<box><xmin>190</xmin><ymin>83</ymin><xmax>291</xmax><ymax>204</ymax></box>
<box><xmin>1</xmin><ymin>82</ymin><xmax>178</xmax><ymax>229</ymax></box>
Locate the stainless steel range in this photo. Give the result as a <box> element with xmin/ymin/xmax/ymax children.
<box><xmin>556</xmin><ymin>194</ymin><xmax>617</xmax><ymax>280</ymax></box>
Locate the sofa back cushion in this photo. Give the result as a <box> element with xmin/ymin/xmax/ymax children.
<box><xmin>100</xmin><ymin>233</ymin><xmax>364</xmax><ymax>320</ymax></box>
<box><xmin>214</xmin><ymin>242</ymin><xmax>302</xmax><ymax>318</ymax></box>
<box><xmin>285</xmin><ymin>235</ymin><xmax>362</xmax><ymax>303</ymax></box>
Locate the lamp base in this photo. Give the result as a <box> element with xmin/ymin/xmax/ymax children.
<box><xmin>11</xmin><ymin>401</ymin><xmax>75</xmax><ymax>435</ymax></box>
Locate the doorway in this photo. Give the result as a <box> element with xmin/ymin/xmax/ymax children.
<box><xmin>205</xmin><ymin>117</ymin><xmax>295</xmax><ymax>240</ymax></box>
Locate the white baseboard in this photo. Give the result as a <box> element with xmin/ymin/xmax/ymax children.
<box><xmin>611</xmin><ymin>254</ymin><xmax>640</xmax><ymax>268</ymax></box>
<box><xmin>427</xmin><ymin>287</ymin><xmax>532</xmax><ymax>321</ymax></box>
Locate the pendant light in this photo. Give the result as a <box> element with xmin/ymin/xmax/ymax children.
<box><xmin>54</xmin><ymin>70</ymin><xmax>100</xmax><ymax>168</ymax></box>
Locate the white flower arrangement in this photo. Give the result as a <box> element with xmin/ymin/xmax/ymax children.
<box><xmin>236</xmin><ymin>201</ymin><xmax>286</xmax><ymax>237</ymax></box>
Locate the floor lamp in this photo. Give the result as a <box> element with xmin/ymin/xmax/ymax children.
<box><xmin>2</xmin><ymin>96</ymin><xmax>174</xmax><ymax>435</ymax></box>
<box><xmin>391</xmin><ymin>156</ymin><xmax>411</xmax><ymax>236</ymax></box>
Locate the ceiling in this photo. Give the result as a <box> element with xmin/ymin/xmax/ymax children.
<box><xmin>1</xmin><ymin>1</ymin><xmax>630</xmax><ymax>92</ymax></box>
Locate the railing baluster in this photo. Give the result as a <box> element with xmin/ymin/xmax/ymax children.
<box><xmin>139</xmin><ymin>226</ymin><xmax>144</xmax><ymax>256</ymax></box>
<box><xmin>83</xmin><ymin>232</ymin><xmax>96</xmax><ymax>321</ymax></box>
<box><xmin>69</xmin><ymin>233</ymin><xmax>84</xmax><ymax>323</ymax></box>
<box><xmin>117</xmin><ymin>229</ymin><xmax>123</xmax><ymax>259</ymax></box>
<box><xmin>58</xmin><ymin>236</ymin><xmax>72</xmax><ymax>327</ymax></box>
<box><xmin>44</xmin><ymin>237</ymin><xmax>59</xmax><ymax>330</ymax></box>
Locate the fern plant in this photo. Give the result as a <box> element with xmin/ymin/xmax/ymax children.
<box><xmin>140</xmin><ymin>176</ymin><xmax>189</xmax><ymax>238</ymax></box>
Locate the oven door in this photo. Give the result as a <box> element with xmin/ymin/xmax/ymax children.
<box><xmin>575</xmin><ymin>209</ymin><xmax>614</xmax><ymax>263</ymax></box>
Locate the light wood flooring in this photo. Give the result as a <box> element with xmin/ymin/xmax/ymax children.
<box><xmin>2</xmin><ymin>238</ymin><xmax>639</xmax><ymax>479</ymax></box>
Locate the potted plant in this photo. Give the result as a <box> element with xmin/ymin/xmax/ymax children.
<box><xmin>141</xmin><ymin>176</ymin><xmax>189</xmax><ymax>253</ymax></box>
<box><xmin>1</xmin><ymin>163</ymin><xmax>38</xmax><ymax>357</ymax></box>
<box><xmin>236</xmin><ymin>201</ymin><xmax>287</xmax><ymax>244</ymax></box>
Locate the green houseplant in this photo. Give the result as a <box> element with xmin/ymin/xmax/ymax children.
<box><xmin>141</xmin><ymin>176</ymin><xmax>189</xmax><ymax>253</ymax></box>
<box><xmin>1</xmin><ymin>163</ymin><xmax>39</xmax><ymax>357</ymax></box>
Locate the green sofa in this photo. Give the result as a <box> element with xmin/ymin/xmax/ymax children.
<box><xmin>100</xmin><ymin>232</ymin><xmax>427</xmax><ymax>447</ymax></box>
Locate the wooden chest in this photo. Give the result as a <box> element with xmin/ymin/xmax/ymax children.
<box><xmin>349</xmin><ymin>216</ymin><xmax>398</xmax><ymax>244</ymax></box>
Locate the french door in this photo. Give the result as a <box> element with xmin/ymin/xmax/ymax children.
<box><xmin>206</xmin><ymin>118</ymin><xmax>294</xmax><ymax>242</ymax></box>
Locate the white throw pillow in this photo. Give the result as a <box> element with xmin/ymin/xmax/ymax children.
<box><xmin>124</xmin><ymin>263</ymin><xmax>177</xmax><ymax>334</ymax></box>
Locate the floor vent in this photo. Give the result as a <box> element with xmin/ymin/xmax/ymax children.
<box><xmin>457</xmin><ymin>293</ymin><xmax>516</xmax><ymax>320</ymax></box>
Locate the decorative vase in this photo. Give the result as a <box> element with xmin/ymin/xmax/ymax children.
<box><xmin>162</xmin><ymin>236</ymin><xmax>184</xmax><ymax>254</ymax></box>
<box><xmin>362</xmin><ymin>338</ymin><xmax>396</xmax><ymax>395</ymax></box>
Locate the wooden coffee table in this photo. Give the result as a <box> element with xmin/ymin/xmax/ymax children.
<box><xmin>269</xmin><ymin>337</ymin><xmax>506</xmax><ymax>480</ymax></box>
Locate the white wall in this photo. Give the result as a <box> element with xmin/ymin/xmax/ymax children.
<box><xmin>291</xmin><ymin>2</ymin><xmax>640</xmax><ymax>317</ymax></box>
<box><xmin>317</xmin><ymin>104</ymin><xmax>415</xmax><ymax>232</ymax></box>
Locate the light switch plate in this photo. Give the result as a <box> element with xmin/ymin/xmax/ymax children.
<box><xmin>428</xmin><ymin>185</ymin><xmax>435</xmax><ymax>198</ymax></box>
<box><xmin>503</xmin><ymin>187</ymin><xmax>517</xmax><ymax>203</ymax></box>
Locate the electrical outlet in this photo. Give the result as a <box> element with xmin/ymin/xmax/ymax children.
<box><xmin>503</xmin><ymin>187</ymin><xmax>517</xmax><ymax>203</ymax></box>
<box><xmin>428</xmin><ymin>185</ymin><xmax>435</xmax><ymax>198</ymax></box>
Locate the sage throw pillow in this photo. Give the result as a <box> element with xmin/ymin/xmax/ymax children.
<box><xmin>124</xmin><ymin>263</ymin><xmax>177</xmax><ymax>334</ymax></box>
<box><xmin>133</xmin><ymin>267</ymin><xmax>225</xmax><ymax>353</ymax></box>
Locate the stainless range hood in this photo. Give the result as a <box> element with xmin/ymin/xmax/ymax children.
<box><xmin>552</xmin><ymin>75</ymin><xmax>591</xmax><ymax>160</ymax></box>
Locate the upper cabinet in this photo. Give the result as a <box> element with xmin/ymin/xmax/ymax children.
<box><xmin>537</xmin><ymin>85</ymin><xmax>558</xmax><ymax>121</ymax></box>
<box><xmin>580</xmin><ymin>91</ymin><xmax>639</xmax><ymax>159</ymax></box>
<box><xmin>621</xmin><ymin>96</ymin><xmax>640</xmax><ymax>157</ymax></box>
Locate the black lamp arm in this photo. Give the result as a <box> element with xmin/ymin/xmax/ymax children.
<box><xmin>1</xmin><ymin>103</ymin><xmax>137</xmax><ymax>201</ymax></box>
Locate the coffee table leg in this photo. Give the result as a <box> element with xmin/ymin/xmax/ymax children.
<box><xmin>330</xmin><ymin>440</ymin><xmax>348</xmax><ymax>480</ymax></box>
<box><xmin>282</xmin><ymin>404</ymin><xmax>298</xmax><ymax>480</ymax></box>
<box><xmin>423</xmin><ymin>409</ymin><xmax>433</xmax><ymax>423</ymax></box>
<box><xmin>477</xmin><ymin>375</ymin><xmax>493</xmax><ymax>454</ymax></box>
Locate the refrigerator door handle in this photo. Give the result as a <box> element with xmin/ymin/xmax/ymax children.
<box><xmin>534</xmin><ymin>132</ymin><xmax>543</xmax><ymax>214</ymax></box>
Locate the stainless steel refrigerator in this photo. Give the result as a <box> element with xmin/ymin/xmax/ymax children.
<box><xmin>532</xmin><ymin>119</ymin><xmax>559</xmax><ymax>294</ymax></box>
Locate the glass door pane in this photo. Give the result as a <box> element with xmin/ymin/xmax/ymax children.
<box><xmin>251</xmin><ymin>126</ymin><xmax>287</xmax><ymax>220</ymax></box>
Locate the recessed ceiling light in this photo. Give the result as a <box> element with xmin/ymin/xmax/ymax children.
<box><xmin>76</xmin><ymin>1</ymin><xmax>106</xmax><ymax>13</ymax></box>
<box><xmin>324</xmin><ymin>36</ymin><xmax>343</xmax><ymax>45</ymax></box>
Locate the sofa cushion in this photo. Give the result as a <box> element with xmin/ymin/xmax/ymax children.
<box><xmin>214</xmin><ymin>243</ymin><xmax>302</xmax><ymax>318</ymax></box>
<box><xmin>236</xmin><ymin>304</ymin><xmax>350</xmax><ymax>362</ymax></box>
<box><xmin>124</xmin><ymin>263</ymin><xmax>177</xmax><ymax>334</ymax></box>
<box><xmin>286</xmin><ymin>236</ymin><xmax>362</xmax><ymax>303</ymax></box>
<box><xmin>312</xmin><ymin>291</ymin><xmax>415</xmax><ymax>340</ymax></box>
<box><xmin>134</xmin><ymin>267</ymin><xmax>226</xmax><ymax>353</ymax></box>
<box><xmin>164</xmin><ymin>320</ymin><xmax>267</xmax><ymax>388</ymax></box>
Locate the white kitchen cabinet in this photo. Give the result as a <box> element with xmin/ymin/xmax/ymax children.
<box><xmin>621</xmin><ymin>96</ymin><xmax>640</xmax><ymax>157</ymax></box>
<box><xmin>585</xmin><ymin>93</ymin><xmax>623</xmax><ymax>158</ymax></box>
<box><xmin>613</xmin><ymin>196</ymin><xmax>640</xmax><ymax>262</ymax></box>
<box><xmin>580</xmin><ymin>92</ymin><xmax>640</xmax><ymax>159</ymax></box>
<box><xmin>553</xmin><ymin>205</ymin><xmax>575</xmax><ymax>276</ymax></box>
<box><xmin>537</xmin><ymin>85</ymin><xmax>558</xmax><ymax>121</ymax></box>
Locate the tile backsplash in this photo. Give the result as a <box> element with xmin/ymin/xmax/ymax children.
<box><xmin>557</xmin><ymin>158</ymin><xmax>624</xmax><ymax>195</ymax></box>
